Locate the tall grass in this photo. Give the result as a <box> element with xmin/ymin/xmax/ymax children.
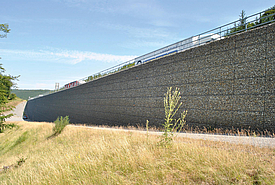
<box><xmin>0</xmin><ymin>121</ymin><xmax>274</xmax><ymax>184</ymax></box>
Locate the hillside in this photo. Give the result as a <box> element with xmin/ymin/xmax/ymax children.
<box><xmin>11</xmin><ymin>89</ymin><xmax>51</xmax><ymax>100</ymax></box>
<box><xmin>0</xmin><ymin>121</ymin><xmax>274</xmax><ymax>184</ymax></box>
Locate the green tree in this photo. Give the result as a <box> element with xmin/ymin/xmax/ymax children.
<box><xmin>239</xmin><ymin>10</ymin><xmax>246</xmax><ymax>29</ymax></box>
<box><xmin>0</xmin><ymin>24</ymin><xmax>10</xmax><ymax>38</ymax></box>
<box><xmin>0</xmin><ymin>24</ymin><xmax>19</xmax><ymax>132</ymax></box>
<box><xmin>258</xmin><ymin>5</ymin><xmax>275</xmax><ymax>24</ymax></box>
<box><xmin>0</xmin><ymin>64</ymin><xmax>19</xmax><ymax>132</ymax></box>
<box><xmin>228</xmin><ymin>10</ymin><xmax>248</xmax><ymax>34</ymax></box>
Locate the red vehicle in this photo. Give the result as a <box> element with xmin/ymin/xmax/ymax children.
<box><xmin>64</xmin><ymin>80</ymin><xmax>85</xmax><ymax>89</ymax></box>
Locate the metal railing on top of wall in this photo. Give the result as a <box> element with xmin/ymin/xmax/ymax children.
<box><xmin>30</xmin><ymin>8</ymin><xmax>275</xmax><ymax>99</ymax></box>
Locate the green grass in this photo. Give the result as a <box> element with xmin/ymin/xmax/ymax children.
<box><xmin>11</xmin><ymin>89</ymin><xmax>51</xmax><ymax>100</ymax></box>
<box><xmin>0</xmin><ymin>121</ymin><xmax>274</xmax><ymax>184</ymax></box>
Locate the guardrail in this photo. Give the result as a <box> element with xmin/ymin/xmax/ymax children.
<box><xmin>79</xmin><ymin>8</ymin><xmax>275</xmax><ymax>83</ymax></box>
<box><xmin>30</xmin><ymin>8</ymin><xmax>275</xmax><ymax>99</ymax></box>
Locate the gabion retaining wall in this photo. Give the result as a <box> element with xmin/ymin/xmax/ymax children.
<box><xmin>24</xmin><ymin>23</ymin><xmax>275</xmax><ymax>131</ymax></box>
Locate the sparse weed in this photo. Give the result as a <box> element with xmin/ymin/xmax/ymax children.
<box><xmin>16</xmin><ymin>156</ymin><xmax>27</xmax><ymax>167</ymax></box>
<box><xmin>146</xmin><ymin>120</ymin><xmax>149</xmax><ymax>142</ymax></box>
<box><xmin>159</xmin><ymin>87</ymin><xmax>187</xmax><ymax>147</ymax></box>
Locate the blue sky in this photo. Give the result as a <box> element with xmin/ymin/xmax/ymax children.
<box><xmin>1</xmin><ymin>0</ymin><xmax>274</xmax><ymax>89</ymax></box>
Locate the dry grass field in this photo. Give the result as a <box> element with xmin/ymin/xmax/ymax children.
<box><xmin>0</xmin><ymin>121</ymin><xmax>274</xmax><ymax>184</ymax></box>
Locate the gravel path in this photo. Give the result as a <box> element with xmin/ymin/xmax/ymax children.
<box><xmin>176</xmin><ymin>132</ymin><xmax>275</xmax><ymax>148</ymax></box>
<box><xmin>5</xmin><ymin>101</ymin><xmax>27</xmax><ymax>121</ymax></box>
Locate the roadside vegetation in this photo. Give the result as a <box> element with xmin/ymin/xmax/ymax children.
<box><xmin>50</xmin><ymin>116</ymin><xmax>70</xmax><ymax>138</ymax></box>
<box><xmin>226</xmin><ymin>6</ymin><xmax>275</xmax><ymax>36</ymax></box>
<box><xmin>159</xmin><ymin>87</ymin><xmax>187</xmax><ymax>147</ymax></box>
<box><xmin>0</xmin><ymin>121</ymin><xmax>274</xmax><ymax>184</ymax></box>
<box><xmin>85</xmin><ymin>62</ymin><xmax>135</xmax><ymax>82</ymax></box>
<box><xmin>1</xmin><ymin>87</ymin><xmax>274</xmax><ymax>184</ymax></box>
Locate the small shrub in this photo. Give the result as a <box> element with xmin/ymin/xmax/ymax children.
<box><xmin>159</xmin><ymin>87</ymin><xmax>187</xmax><ymax>147</ymax></box>
<box><xmin>53</xmin><ymin>116</ymin><xmax>70</xmax><ymax>136</ymax></box>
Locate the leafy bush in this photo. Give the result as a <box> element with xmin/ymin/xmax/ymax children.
<box><xmin>8</xmin><ymin>93</ymin><xmax>17</xmax><ymax>100</ymax></box>
<box><xmin>53</xmin><ymin>116</ymin><xmax>70</xmax><ymax>136</ymax></box>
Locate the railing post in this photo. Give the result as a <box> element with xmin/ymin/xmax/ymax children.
<box><xmin>245</xmin><ymin>17</ymin><xmax>247</xmax><ymax>31</ymax></box>
<box><xmin>260</xmin><ymin>13</ymin><xmax>261</xmax><ymax>24</ymax></box>
<box><xmin>199</xmin><ymin>35</ymin><xmax>200</xmax><ymax>46</ymax></box>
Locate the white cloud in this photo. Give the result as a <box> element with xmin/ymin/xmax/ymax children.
<box><xmin>0</xmin><ymin>48</ymin><xmax>137</xmax><ymax>65</ymax></box>
<box><xmin>101</xmin><ymin>23</ymin><xmax>171</xmax><ymax>39</ymax></box>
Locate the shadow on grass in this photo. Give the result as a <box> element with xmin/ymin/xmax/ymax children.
<box><xmin>46</xmin><ymin>132</ymin><xmax>60</xmax><ymax>140</ymax></box>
